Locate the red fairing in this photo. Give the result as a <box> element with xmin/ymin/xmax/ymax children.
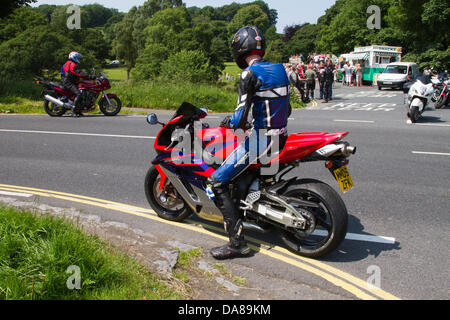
<box><xmin>270</xmin><ymin>132</ymin><xmax>349</xmax><ymax>164</ymax></box>
<box><xmin>196</xmin><ymin>127</ymin><xmax>246</xmax><ymax>159</ymax></box>
<box><xmin>53</xmin><ymin>86</ymin><xmax>73</xmax><ymax>97</ymax></box>
<box><xmin>51</xmin><ymin>79</ymin><xmax>112</xmax><ymax>100</ymax></box>
<box><xmin>196</xmin><ymin>128</ymin><xmax>348</xmax><ymax>164</ymax></box>
<box><xmin>154</xmin><ymin>115</ymin><xmax>184</xmax><ymax>152</ymax></box>
<box><xmin>153</xmin><ymin>164</ymin><xmax>167</xmax><ymax>190</ymax></box>
<box><xmin>78</xmin><ymin>79</ymin><xmax>111</xmax><ymax>92</ymax></box>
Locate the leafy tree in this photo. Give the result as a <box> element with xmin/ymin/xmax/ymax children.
<box><xmin>0</xmin><ymin>6</ymin><xmax>47</xmax><ymax>42</ymax></box>
<box><xmin>103</xmin><ymin>11</ymin><xmax>125</xmax><ymax>48</ymax></box>
<box><xmin>82</xmin><ymin>4</ymin><xmax>118</xmax><ymax>28</ymax></box>
<box><xmin>160</xmin><ymin>50</ymin><xmax>215</xmax><ymax>83</ymax></box>
<box><xmin>131</xmin><ymin>43</ymin><xmax>169</xmax><ymax>80</ymax></box>
<box><xmin>286</xmin><ymin>23</ymin><xmax>320</xmax><ymax>56</ymax></box>
<box><xmin>264</xmin><ymin>25</ymin><xmax>280</xmax><ymax>42</ymax></box>
<box><xmin>282</xmin><ymin>24</ymin><xmax>303</xmax><ymax>43</ymax></box>
<box><xmin>1</xmin><ymin>0</ymin><xmax>37</xmax><ymax>18</ymax></box>
<box><xmin>34</xmin><ymin>4</ymin><xmax>57</xmax><ymax>22</ymax></box>
<box><xmin>0</xmin><ymin>25</ymin><xmax>76</xmax><ymax>79</ymax></box>
<box><xmin>316</xmin><ymin>0</ymin><xmax>391</xmax><ymax>54</ymax></box>
<box><xmin>112</xmin><ymin>8</ymin><xmax>138</xmax><ymax>80</ymax></box>
<box><xmin>264</xmin><ymin>39</ymin><xmax>288</xmax><ymax>63</ymax></box>
<box><xmin>228</xmin><ymin>4</ymin><xmax>270</xmax><ymax>36</ymax></box>
<box><xmin>249</xmin><ymin>0</ymin><xmax>278</xmax><ymax>27</ymax></box>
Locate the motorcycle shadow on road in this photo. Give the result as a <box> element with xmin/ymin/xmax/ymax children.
<box><xmin>321</xmin><ymin>214</ymin><xmax>401</xmax><ymax>263</ymax></box>
<box><xmin>188</xmin><ymin>214</ymin><xmax>401</xmax><ymax>263</ymax></box>
<box><xmin>413</xmin><ymin>115</ymin><xmax>446</xmax><ymax>124</ymax></box>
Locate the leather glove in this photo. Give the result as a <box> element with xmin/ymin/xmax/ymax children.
<box><xmin>220</xmin><ymin>115</ymin><xmax>231</xmax><ymax>128</ymax></box>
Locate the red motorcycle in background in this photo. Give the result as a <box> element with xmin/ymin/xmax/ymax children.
<box><xmin>36</xmin><ymin>70</ymin><xmax>121</xmax><ymax>117</ymax></box>
<box><xmin>144</xmin><ymin>102</ymin><xmax>357</xmax><ymax>258</ymax></box>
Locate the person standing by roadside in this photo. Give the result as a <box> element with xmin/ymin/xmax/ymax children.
<box><xmin>355</xmin><ymin>63</ymin><xmax>363</xmax><ymax>87</ymax></box>
<box><xmin>288</xmin><ymin>65</ymin><xmax>300</xmax><ymax>98</ymax></box>
<box><xmin>297</xmin><ymin>64</ymin><xmax>307</xmax><ymax>102</ymax></box>
<box><xmin>343</xmin><ymin>62</ymin><xmax>352</xmax><ymax>87</ymax></box>
<box><xmin>318</xmin><ymin>61</ymin><xmax>326</xmax><ymax>100</ymax></box>
<box><xmin>305</xmin><ymin>64</ymin><xmax>316</xmax><ymax>101</ymax></box>
<box><xmin>325</xmin><ymin>60</ymin><xmax>335</xmax><ymax>101</ymax></box>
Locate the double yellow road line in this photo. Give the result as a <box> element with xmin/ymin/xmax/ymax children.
<box><xmin>0</xmin><ymin>183</ymin><xmax>400</xmax><ymax>300</ymax></box>
<box><xmin>309</xmin><ymin>99</ymin><xmax>319</xmax><ymax>107</ymax></box>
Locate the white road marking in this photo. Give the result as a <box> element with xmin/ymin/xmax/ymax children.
<box><xmin>415</xmin><ymin>123</ymin><xmax>450</xmax><ymax>127</ymax></box>
<box><xmin>312</xmin><ymin>230</ymin><xmax>396</xmax><ymax>244</ymax></box>
<box><xmin>316</xmin><ymin>102</ymin><xmax>396</xmax><ymax>112</ymax></box>
<box><xmin>334</xmin><ymin>120</ymin><xmax>375</xmax><ymax>123</ymax></box>
<box><xmin>0</xmin><ymin>129</ymin><xmax>156</xmax><ymax>139</ymax></box>
<box><xmin>0</xmin><ymin>191</ymin><xmax>33</xmax><ymax>197</ymax></box>
<box><xmin>412</xmin><ymin>151</ymin><xmax>450</xmax><ymax>156</ymax></box>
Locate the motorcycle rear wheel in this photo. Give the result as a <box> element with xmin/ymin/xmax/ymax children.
<box><xmin>144</xmin><ymin>166</ymin><xmax>192</xmax><ymax>222</ymax></box>
<box><xmin>44</xmin><ymin>100</ymin><xmax>66</xmax><ymax>117</ymax></box>
<box><xmin>278</xmin><ymin>179</ymin><xmax>348</xmax><ymax>258</ymax></box>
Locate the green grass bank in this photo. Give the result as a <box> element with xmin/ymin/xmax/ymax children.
<box><xmin>0</xmin><ymin>205</ymin><xmax>184</xmax><ymax>300</ymax></box>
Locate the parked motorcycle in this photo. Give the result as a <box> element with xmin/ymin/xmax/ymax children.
<box><xmin>430</xmin><ymin>77</ymin><xmax>442</xmax><ymax>102</ymax></box>
<box><xmin>404</xmin><ymin>77</ymin><xmax>435</xmax><ymax>123</ymax></box>
<box><xmin>434</xmin><ymin>78</ymin><xmax>449</xmax><ymax>109</ymax></box>
<box><xmin>144</xmin><ymin>102</ymin><xmax>357</xmax><ymax>258</ymax></box>
<box><xmin>36</xmin><ymin>70</ymin><xmax>121</xmax><ymax>117</ymax></box>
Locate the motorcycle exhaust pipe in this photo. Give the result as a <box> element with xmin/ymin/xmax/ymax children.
<box><xmin>338</xmin><ymin>143</ymin><xmax>357</xmax><ymax>156</ymax></box>
<box><xmin>44</xmin><ymin>95</ymin><xmax>68</xmax><ymax>108</ymax></box>
<box><xmin>242</xmin><ymin>222</ymin><xmax>270</xmax><ymax>233</ymax></box>
<box><xmin>346</xmin><ymin>145</ymin><xmax>357</xmax><ymax>155</ymax></box>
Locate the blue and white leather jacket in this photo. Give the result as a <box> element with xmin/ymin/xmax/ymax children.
<box><xmin>230</xmin><ymin>60</ymin><xmax>291</xmax><ymax>130</ymax></box>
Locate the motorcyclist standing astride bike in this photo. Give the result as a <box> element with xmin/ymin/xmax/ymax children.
<box><xmin>206</xmin><ymin>26</ymin><xmax>291</xmax><ymax>260</ymax></box>
<box><xmin>61</xmin><ymin>51</ymin><xmax>95</xmax><ymax>117</ymax></box>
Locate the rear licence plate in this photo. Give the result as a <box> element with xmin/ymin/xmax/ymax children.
<box><xmin>333</xmin><ymin>166</ymin><xmax>354</xmax><ymax>193</ymax></box>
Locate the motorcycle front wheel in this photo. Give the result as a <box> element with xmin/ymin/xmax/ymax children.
<box><xmin>44</xmin><ymin>100</ymin><xmax>66</xmax><ymax>117</ymax></box>
<box><xmin>408</xmin><ymin>105</ymin><xmax>419</xmax><ymax>123</ymax></box>
<box><xmin>99</xmin><ymin>96</ymin><xmax>121</xmax><ymax>116</ymax></box>
<box><xmin>278</xmin><ymin>179</ymin><xmax>348</xmax><ymax>258</ymax></box>
<box><xmin>144</xmin><ymin>166</ymin><xmax>192</xmax><ymax>222</ymax></box>
<box><xmin>435</xmin><ymin>95</ymin><xmax>446</xmax><ymax>109</ymax></box>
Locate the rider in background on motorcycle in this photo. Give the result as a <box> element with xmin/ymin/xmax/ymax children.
<box><xmin>206</xmin><ymin>26</ymin><xmax>291</xmax><ymax>260</ymax></box>
<box><xmin>61</xmin><ymin>51</ymin><xmax>95</xmax><ymax>117</ymax></box>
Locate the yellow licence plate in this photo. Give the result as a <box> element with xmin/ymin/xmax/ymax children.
<box><xmin>333</xmin><ymin>165</ymin><xmax>354</xmax><ymax>193</ymax></box>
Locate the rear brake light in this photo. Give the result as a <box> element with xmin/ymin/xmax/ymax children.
<box><xmin>326</xmin><ymin>159</ymin><xmax>349</xmax><ymax>169</ymax></box>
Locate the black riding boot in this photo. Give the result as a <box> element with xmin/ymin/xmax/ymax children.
<box><xmin>71</xmin><ymin>94</ymin><xmax>83</xmax><ymax>117</ymax></box>
<box><xmin>208</xmin><ymin>180</ymin><xmax>251</xmax><ymax>260</ymax></box>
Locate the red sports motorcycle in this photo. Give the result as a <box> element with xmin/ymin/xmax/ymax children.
<box><xmin>36</xmin><ymin>71</ymin><xmax>121</xmax><ymax>117</ymax></box>
<box><xmin>145</xmin><ymin>103</ymin><xmax>356</xmax><ymax>258</ymax></box>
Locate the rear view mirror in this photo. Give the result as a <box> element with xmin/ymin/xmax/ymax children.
<box><xmin>147</xmin><ymin>113</ymin><xmax>159</xmax><ymax>125</ymax></box>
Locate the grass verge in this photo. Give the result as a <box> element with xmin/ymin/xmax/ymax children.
<box><xmin>0</xmin><ymin>74</ymin><xmax>305</xmax><ymax>114</ymax></box>
<box><xmin>0</xmin><ymin>97</ymin><xmax>44</xmax><ymax>114</ymax></box>
<box><xmin>0</xmin><ymin>205</ymin><xmax>184</xmax><ymax>300</ymax></box>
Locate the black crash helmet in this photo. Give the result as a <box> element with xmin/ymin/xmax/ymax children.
<box><xmin>231</xmin><ymin>26</ymin><xmax>266</xmax><ymax>69</ymax></box>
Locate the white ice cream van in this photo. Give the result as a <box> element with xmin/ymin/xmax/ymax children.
<box><xmin>377</xmin><ymin>62</ymin><xmax>420</xmax><ymax>90</ymax></box>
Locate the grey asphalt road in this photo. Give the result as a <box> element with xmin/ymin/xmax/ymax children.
<box><xmin>0</xmin><ymin>84</ymin><xmax>449</xmax><ymax>300</ymax></box>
